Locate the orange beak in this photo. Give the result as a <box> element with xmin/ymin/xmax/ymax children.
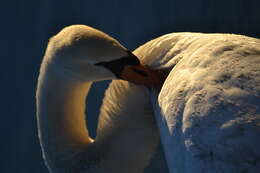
<box><xmin>120</xmin><ymin>64</ymin><xmax>167</xmax><ymax>88</ymax></box>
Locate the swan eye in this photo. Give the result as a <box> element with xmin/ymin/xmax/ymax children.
<box><xmin>95</xmin><ymin>51</ymin><xmax>140</xmax><ymax>78</ymax></box>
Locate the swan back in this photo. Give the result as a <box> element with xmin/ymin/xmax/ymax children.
<box><xmin>140</xmin><ymin>32</ymin><xmax>260</xmax><ymax>172</ymax></box>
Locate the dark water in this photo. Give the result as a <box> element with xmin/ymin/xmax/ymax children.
<box><xmin>1</xmin><ymin>0</ymin><xmax>259</xmax><ymax>172</ymax></box>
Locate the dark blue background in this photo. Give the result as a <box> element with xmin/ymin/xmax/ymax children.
<box><xmin>1</xmin><ymin>0</ymin><xmax>259</xmax><ymax>172</ymax></box>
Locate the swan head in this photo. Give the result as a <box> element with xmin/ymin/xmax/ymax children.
<box><xmin>44</xmin><ymin>25</ymin><xmax>163</xmax><ymax>87</ymax></box>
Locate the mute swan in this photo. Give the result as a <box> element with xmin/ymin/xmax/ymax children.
<box><xmin>37</xmin><ymin>24</ymin><xmax>260</xmax><ymax>173</ymax></box>
<box><xmin>36</xmin><ymin>25</ymin><xmax>164</xmax><ymax>173</ymax></box>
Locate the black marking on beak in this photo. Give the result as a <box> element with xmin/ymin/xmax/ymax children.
<box><xmin>95</xmin><ymin>50</ymin><xmax>140</xmax><ymax>78</ymax></box>
<box><xmin>130</xmin><ymin>67</ymin><xmax>148</xmax><ymax>77</ymax></box>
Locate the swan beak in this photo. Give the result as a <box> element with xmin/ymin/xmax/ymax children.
<box><xmin>120</xmin><ymin>64</ymin><xmax>167</xmax><ymax>88</ymax></box>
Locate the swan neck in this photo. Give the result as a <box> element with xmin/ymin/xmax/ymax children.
<box><xmin>36</xmin><ymin>64</ymin><xmax>93</xmax><ymax>170</ymax></box>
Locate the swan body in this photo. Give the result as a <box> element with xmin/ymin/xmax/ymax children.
<box><xmin>137</xmin><ymin>33</ymin><xmax>260</xmax><ymax>173</ymax></box>
<box><xmin>37</xmin><ymin>25</ymin><xmax>260</xmax><ymax>173</ymax></box>
<box><xmin>37</xmin><ymin>25</ymin><xmax>161</xmax><ymax>173</ymax></box>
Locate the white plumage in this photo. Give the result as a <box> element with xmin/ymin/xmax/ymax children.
<box><xmin>138</xmin><ymin>33</ymin><xmax>260</xmax><ymax>173</ymax></box>
<box><xmin>36</xmin><ymin>25</ymin><xmax>160</xmax><ymax>173</ymax></box>
<box><xmin>37</xmin><ymin>24</ymin><xmax>260</xmax><ymax>173</ymax></box>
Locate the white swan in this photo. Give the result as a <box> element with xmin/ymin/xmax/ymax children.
<box><xmin>37</xmin><ymin>25</ymin><xmax>260</xmax><ymax>173</ymax></box>
<box><xmin>36</xmin><ymin>25</ymin><xmax>164</xmax><ymax>173</ymax></box>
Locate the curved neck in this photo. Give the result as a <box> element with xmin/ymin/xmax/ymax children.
<box><xmin>36</xmin><ymin>63</ymin><xmax>93</xmax><ymax>171</ymax></box>
<box><xmin>36</xmin><ymin>62</ymin><xmax>160</xmax><ymax>173</ymax></box>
